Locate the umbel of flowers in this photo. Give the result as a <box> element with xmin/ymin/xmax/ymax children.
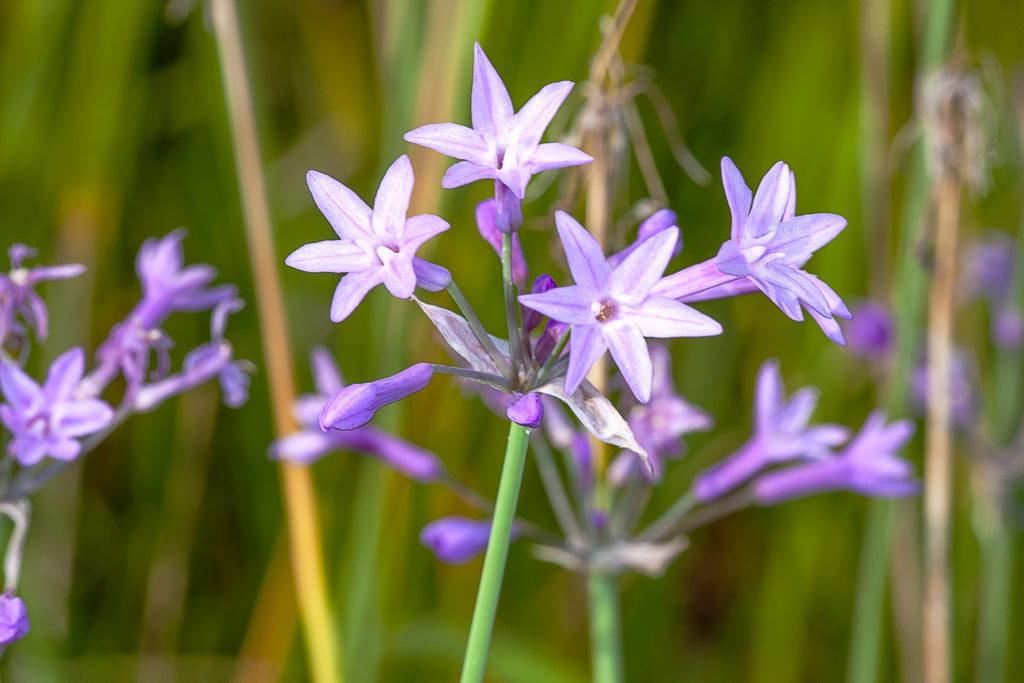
<box><xmin>278</xmin><ymin>43</ymin><xmax>918</xmax><ymax>683</ymax></box>
<box><xmin>0</xmin><ymin>233</ymin><xmax>254</xmax><ymax>654</ymax></box>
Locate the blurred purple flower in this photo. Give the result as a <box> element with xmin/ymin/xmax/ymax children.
<box><xmin>654</xmin><ymin>158</ymin><xmax>850</xmax><ymax>344</ymax></box>
<box><xmin>0</xmin><ymin>244</ymin><xmax>84</xmax><ymax>345</ymax></box>
<box><xmin>607</xmin><ymin>209</ymin><xmax>682</xmax><ymax>268</ymax></box>
<box><xmin>964</xmin><ymin>231</ymin><xmax>1023</xmax><ymax>350</ymax></box>
<box><xmin>286</xmin><ymin>155</ymin><xmax>450</xmax><ymax>322</ymax></box>
<box><xmin>910</xmin><ymin>348</ymin><xmax>977</xmax><ymax>427</ymax></box>
<box><xmin>0</xmin><ymin>592</ymin><xmax>29</xmax><ymax>645</ymax></box>
<box><xmin>133</xmin><ymin>298</ymin><xmax>254</xmax><ymax>411</ymax></box>
<box><xmin>693</xmin><ymin>359</ymin><xmax>850</xmax><ymax>503</ymax></box>
<box><xmin>86</xmin><ymin>231</ymin><xmax>236</xmax><ymax>396</ymax></box>
<box><xmin>753</xmin><ymin>410</ymin><xmax>918</xmax><ymax>504</ymax></box>
<box><xmin>518</xmin><ymin>211</ymin><xmax>721</xmax><ymax>402</ymax></box>
<box><xmin>608</xmin><ymin>345</ymin><xmax>713</xmax><ymax>484</ymax></box>
<box><xmin>420</xmin><ymin>516</ymin><xmax>517</xmax><ymax>565</ymax></box>
<box><xmin>269</xmin><ymin>347</ymin><xmax>444</xmax><ymax>481</ymax></box>
<box><xmin>0</xmin><ymin>348</ymin><xmax>115</xmax><ymax>467</ymax></box>
<box><xmin>845</xmin><ymin>299</ymin><xmax>895</xmax><ymax>359</ymax></box>
<box><xmin>404</xmin><ymin>43</ymin><xmax>592</xmax><ymax>231</ymax></box>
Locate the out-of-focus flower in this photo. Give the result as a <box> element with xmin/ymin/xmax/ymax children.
<box><xmin>608</xmin><ymin>345</ymin><xmax>713</xmax><ymax>484</ymax></box>
<box><xmin>286</xmin><ymin>155</ymin><xmax>450</xmax><ymax>323</ymax></box>
<box><xmin>752</xmin><ymin>410</ymin><xmax>918</xmax><ymax>503</ymax></box>
<box><xmin>420</xmin><ymin>516</ymin><xmax>518</xmax><ymax>565</ymax></box>
<box><xmin>0</xmin><ymin>348</ymin><xmax>115</xmax><ymax>466</ymax></box>
<box><xmin>133</xmin><ymin>298</ymin><xmax>254</xmax><ymax>411</ymax></box>
<box><xmin>653</xmin><ymin>158</ymin><xmax>850</xmax><ymax>344</ymax></box>
<box><xmin>845</xmin><ymin>299</ymin><xmax>895</xmax><ymax>359</ymax></box>
<box><xmin>269</xmin><ymin>347</ymin><xmax>444</xmax><ymax>481</ymax></box>
<box><xmin>693</xmin><ymin>359</ymin><xmax>849</xmax><ymax>503</ymax></box>
<box><xmin>518</xmin><ymin>211</ymin><xmax>721</xmax><ymax>402</ymax></box>
<box><xmin>964</xmin><ymin>231</ymin><xmax>1023</xmax><ymax>350</ymax></box>
<box><xmin>0</xmin><ymin>592</ymin><xmax>29</xmax><ymax>645</ymax></box>
<box><xmin>910</xmin><ymin>348</ymin><xmax>977</xmax><ymax>427</ymax></box>
<box><xmin>404</xmin><ymin>43</ymin><xmax>592</xmax><ymax>232</ymax></box>
<box><xmin>86</xmin><ymin>231</ymin><xmax>236</xmax><ymax>396</ymax></box>
<box><xmin>0</xmin><ymin>244</ymin><xmax>84</xmax><ymax>346</ymax></box>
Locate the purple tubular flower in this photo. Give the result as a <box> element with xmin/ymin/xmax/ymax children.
<box><xmin>523</xmin><ymin>274</ymin><xmax>556</xmax><ymax>335</ymax></box>
<box><xmin>607</xmin><ymin>345</ymin><xmax>713</xmax><ymax>484</ymax></box>
<box><xmin>653</xmin><ymin>158</ymin><xmax>850</xmax><ymax>344</ymax></box>
<box><xmin>0</xmin><ymin>347</ymin><xmax>115</xmax><ymax>466</ymax></box>
<box><xmin>286</xmin><ymin>155</ymin><xmax>450</xmax><ymax>323</ymax></box>
<box><xmin>86</xmin><ymin>231</ymin><xmax>236</xmax><ymax>396</ymax></box>
<box><xmin>269</xmin><ymin>347</ymin><xmax>443</xmax><ymax>481</ymax></box>
<box><xmin>421</xmin><ymin>516</ymin><xmax>517</xmax><ymax>565</ymax></box>
<box><xmin>0</xmin><ymin>592</ymin><xmax>29</xmax><ymax>645</ymax></box>
<box><xmin>608</xmin><ymin>209</ymin><xmax>682</xmax><ymax>268</ymax></box>
<box><xmin>518</xmin><ymin>211</ymin><xmax>722</xmax><ymax>402</ymax></box>
<box><xmin>475</xmin><ymin>199</ymin><xmax>529</xmax><ymax>286</ymax></box>
<box><xmin>320</xmin><ymin>362</ymin><xmax>434</xmax><ymax>431</ymax></box>
<box><xmin>753</xmin><ymin>410</ymin><xmax>918</xmax><ymax>504</ymax></box>
<box><xmin>133</xmin><ymin>298</ymin><xmax>254</xmax><ymax>411</ymax></box>
<box><xmin>403</xmin><ymin>43</ymin><xmax>592</xmax><ymax>206</ymax></box>
<box><xmin>845</xmin><ymin>300</ymin><xmax>895</xmax><ymax>359</ymax></box>
<box><xmin>693</xmin><ymin>359</ymin><xmax>850</xmax><ymax>503</ymax></box>
<box><xmin>0</xmin><ymin>244</ymin><xmax>84</xmax><ymax>345</ymax></box>
<box><xmin>506</xmin><ymin>392</ymin><xmax>543</xmax><ymax>428</ymax></box>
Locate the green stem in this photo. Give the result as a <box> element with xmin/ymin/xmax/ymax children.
<box><xmin>446</xmin><ymin>281</ymin><xmax>512</xmax><ymax>377</ymax></box>
<box><xmin>502</xmin><ymin>233</ymin><xmax>523</xmax><ymax>375</ymax></box>
<box><xmin>637</xmin><ymin>489</ymin><xmax>696</xmax><ymax>542</ymax></box>
<box><xmin>974</xmin><ymin>507</ymin><xmax>1013</xmax><ymax>683</ymax></box>
<box><xmin>459</xmin><ymin>422</ymin><xmax>531</xmax><ymax>683</ymax></box>
<box><xmin>846</xmin><ymin>499</ymin><xmax>894</xmax><ymax>683</ymax></box>
<box><xmin>587</xmin><ymin>571</ymin><xmax>624</xmax><ymax>683</ymax></box>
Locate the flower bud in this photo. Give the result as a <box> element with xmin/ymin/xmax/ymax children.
<box><xmin>320</xmin><ymin>363</ymin><xmax>434</xmax><ymax>431</ymax></box>
<box><xmin>506</xmin><ymin>392</ymin><xmax>543</xmax><ymax>429</ymax></box>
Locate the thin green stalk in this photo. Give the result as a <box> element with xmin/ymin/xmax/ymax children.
<box><xmin>847</xmin><ymin>500</ymin><xmax>895</xmax><ymax>683</ymax></box>
<box><xmin>974</xmin><ymin>506</ymin><xmax>1013</xmax><ymax>683</ymax></box>
<box><xmin>587</xmin><ymin>571</ymin><xmax>624</xmax><ymax>683</ymax></box>
<box><xmin>446</xmin><ymin>280</ymin><xmax>512</xmax><ymax>376</ymax></box>
<box><xmin>502</xmin><ymin>233</ymin><xmax>524</xmax><ymax>375</ymax></box>
<box><xmin>637</xmin><ymin>489</ymin><xmax>696</xmax><ymax>542</ymax></box>
<box><xmin>459</xmin><ymin>422</ymin><xmax>531</xmax><ymax>683</ymax></box>
<box><xmin>531</xmin><ymin>434</ymin><xmax>586</xmax><ymax>543</ymax></box>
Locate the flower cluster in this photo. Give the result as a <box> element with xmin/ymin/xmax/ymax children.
<box><xmin>277</xmin><ymin>42</ymin><xmax>917</xmax><ymax>581</ymax></box>
<box><xmin>0</xmin><ymin>232</ymin><xmax>252</xmax><ymax>650</ymax></box>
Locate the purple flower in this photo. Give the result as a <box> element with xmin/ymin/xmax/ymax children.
<box><xmin>693</xmin><ymin>359</ymin><xmax>850</xmax><ymax>503</ymax></box>
<box><xmin>269</xmin><ymin>347</ymin><xmax>444</xmax><ymax>481</ymax></box>
<box><xmin>0</xmin><ymin>348</ymin><xmax>115</xmax><ymax>466</ymax></box>
<box><xmin>910</xmin><ymin>349</ymin><xmax>977</xmax><ymax>427</ymax></box>
<box><xmin>607</xmin><ymin>345</ymin><xmax>713</xmax><ymax>484</ymax></box>
<box><xmin>964</xmin><ymin>232</ymin><xmax>1023</xmax><ymax>350</ymax></box>
<box><xmin>0</xmin><ymin>592</ymin><xmax>29</xmax><ymax>645</ymax></box>
<box><xmin>653</xmin><ymin>158</ymin><xmax>850</xmax><ymax>344</ymax></box>
<box><xmin>86</xmin><ymin>231</ymin><xmax>236</xmax><ymax>395</ymax></box>
<box><xmin>286</xmin><ymin>155</ymin><xmax>450</xmax><ymax>322</ymax></box>
<box><xmin>319</xmin><ymin>362</ymin><xmax>434</xmax><ymax>431</ymax></box>
<box><xmin>133</xmin><ymin>298</ymin><xmax>254</xmax><ymax>412</ymax></box>
<box><xmin>506</xmin><ymin>392</ymin><xmax>543</xmax><ymax>428</ymax></box>
<box><xmin>0</xmin><ymin>244</ymin><xmax>84</xmax><ymax>345</ymax></box>
<box><xmin>607</xmin><ymin>209</ymin><xmax>682</xmax><ymax>268</ymax></box>
<box><xmin>404</xmin><ymin>43</ymin><xmax>592</xmax><ymax>221</ymax></box>
<box><xmin>475</xmin><ymin>198</ymin><xmax>529</xmax><ymax>286</ymax></box>
<box><xmin>845</xmin><ymin>300</ymin><xmax>895</xmax><ymax>359</ymax></box>
<box><xmin>420</xmin><ymin>516</ymin><xmax>517</xmax><ymax>565</ymax></box>
<box><xmin>518</xmin><ymin>211</ymin><xmax>721</xmax><ymax>402</ymax></box>
<box><xmin>752</xmin><ymin>410</ymin><xmax>918</xmax><ymax>504</ymax></box>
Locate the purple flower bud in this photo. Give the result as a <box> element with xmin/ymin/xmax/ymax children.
<box><xmin>752</xmin><ymin>410</ymin><xmax>918</xmax><ymax>504</ymax></box>
<box><xmin>506</xmin><ymin>392</ymin><xmax>543</xmax><ymax>428</ymax></box>
<box><xmin>420</xmin><ymin>516</ymin><xmax>516</xmax><ymax>565</ymax></box>
<box><xmin>0</xmin><ymin>592</ymin><xmax>29</xmax><ymax>645</ymax></box>
<box><xmin>845</xmin><ymin>300</ymin><xmax>894</xmax><ymax>359</ymax></box>
<box><xmin>608</xmin><ymin>209</ymin><xmax>682</xmax><ymax>267</ymax></box>
<box><xmin>320</xmin><ymin>363</ymin><xmax>434</xmax><ymax>431</ymax></box>
<box><xmin>413</xmin><ymin>258</ymin><xmax>452</xmax><ymax>292</ymax></box>
<box><xmin>0</xmin><ymin>348</ymin><xmax>115</xmax><ymax>466</ymax></box>
<box><xmin>522</xmin><ymin>274</ymin><xmax>556</xmax><ymax>335</ymax></box>
<box><xmin>475</xmin><ymin>199</ymin><xmax>529</xmax><ymax>285</ymax></box>
<box><xmin>533</xmin><ymin>321</ymin><xmax>566</xmax><ymax>365</ymax></box>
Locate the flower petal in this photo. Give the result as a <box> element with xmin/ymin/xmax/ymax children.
<box><xmin>0</xmin><ymin>364</ymin><xmax>40</xmax><ymax>412</ymax></box>
<box><xmin>441</xmin><ymin>160</ymin><xmax>498</xmax><ymax>188</ymax></box>
<box><xmin>771</xmin><ymin>213</ymin><xmax>847</xmax><ymax>265</ymax></box>
<box><xmin>405</xmin><ymin>124</ymin><xmax>491</xmax><ymax>164</ymax></box>
<box><xmin>57</xmin><ymin>399</ymin><xmax>115</xmax><ymax>437</ymax></box>
<box><xmin>285</xmin><ymin>240</ymin><xmax>374</xmax><ymax>274</ymax></box>
<box><xmin>518</xmin><ymin>285</ymin><xmax>594</xmax><ymax>326</ymax></box>
<box><xmin>45</xmin><ymin>347</ymin><xmax>85</xmax><ymax>402</ymax></box>
<box><xmin>512</xmin><ymin>81</ymin><xmax>574</xmax><ymax>149</ymax></box>
<box><xmin>523</xmin><ymin>142</ymin><xmax>594</xmax><ymax>174</ymax></box>
<box><xmin>748</xmin><ymin>161</ymin><xmax>792</xmax><ymax>235</ymax></box>
<box><xmin>720</xmin><ymin>157</ymin><xmax>752</xmax><ymax>241</ymax></box>
<box><xmin>307</xmin><ymin>170</ymin><xmax>373</xmax><ymax>241</ymax></box>
<box><xmin>310</xmin><ymin>346</ymin><xmax>344</xmax><ymax>395</ymax></box>
<box><xmin>565</xmin><ymin>324</ymin><xmax>607</xmax><ymax>396</ymax></box>
<box><xmin>329</xmin><ymin>270</ymin><xmax>382</xmax><ymax>323</ymax></box>
<box><xmin>554</xmin><ymin>211</ymin><xmax>610</xmax><ymax>292</ymax></box>
<box><xmin>471</xmin><ymin>43</ymin><xmax>515</xmax><ymax>135</ymax></box>
<box><xmin>607</xmin><ymin>228</ymin><xmax>678</xmax><ymax>304</ymax></box>
<box><xmin>372</xmin><ymin>155</ymin><xmax>414</xmax><ymax>241</ymax></box>
<box><xmin>603</xmin><ymin>321</ymin><xmax>653</xmax><ymax>402</ymax></box>
<box><xmin>627</xmin><ymin>297</ymin><xmax>722</xmax><ymax>338</ymax></box>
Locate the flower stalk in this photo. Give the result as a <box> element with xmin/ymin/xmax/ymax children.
<box><xmin>459</xmin><ymin>421</ymin><xmax>531</xmax><ymax>683</ymax></box>
<box><xmin>587</xmin><ymin>570</ymin><xmax>624</xmax><ymax>683</ymax></box>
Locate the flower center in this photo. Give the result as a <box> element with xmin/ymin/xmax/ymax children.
<box><xmin>594</xmin><ymin>300</ymin><xmax>616</xmax><ymax>323</ymax></box>
<box><xmin>9</xmin><ymin>268</ymin><xmax>29</xmax><ymax>287</ymax></box>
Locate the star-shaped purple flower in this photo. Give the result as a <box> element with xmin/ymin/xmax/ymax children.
<box><xmin>403</xmin><ymin>43</ymin><xmax>592</xmax><ymax>201</ymax></box>
<box><xmin>286</xmin><ymin>155</ymin><xmax>451</xmax><ymax>323</ymax></box>
<box><xmin>714</xmin><ymin>157</ymin><xmax>851</xmax><ymax>342</ymax></box>
<box><xmin>752</xmin><ymin>410</ymin><xmax>918</xmax><ymax>504</ymax></box>
<box><xmin>693</xmin><ymin>358</ymin><xmax>850</xmax><ymax>503</ymax></box>
<box><xmin>518</xmin><ymin>211</ymin><xmax>721</xmax><ymax>403</ymax></box>
<box><xmin>0</xmin><ymin>347</ymin><xmax>115</xmax><ymax>466</ymax></box>
<box><xmin>0</xmin><ymin>244</ymin><xmax>84</xmax><ymax>345</ymax></box>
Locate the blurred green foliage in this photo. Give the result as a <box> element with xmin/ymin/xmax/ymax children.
<box><xmin>0</xmin><ymin>0</ymin><xmax>1022</xmax><ymax>681</ymax></box>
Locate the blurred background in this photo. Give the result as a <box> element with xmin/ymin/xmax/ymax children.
<box><xmin>0</xmin><ymin>0</ymin><xmax>1022</xmax><ymax>681</ymax></box>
